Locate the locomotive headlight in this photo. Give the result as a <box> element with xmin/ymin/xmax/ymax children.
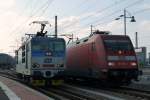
<box><xmin>56</xmin><ymin>64</ymin><xmax>64</xmax><ymax>67</ymax></box>
<box><xmin>46</xmin><ymin>52</ymin><xmax>52</xmax><ymax>56</ymax></box>
<box><xmin>108</xmin><ymin>62</ymin><xmax>115</xmax><ymax>66</ymax></box>
<box><xmin>56</xmin><ymin>64</ymin><xmax>60</xmax><ymax>67</ymax></box>
<box><xmin>130</xmin><ymin>62</ymin><xmax>137</xmax><ymax>66</ymax></box>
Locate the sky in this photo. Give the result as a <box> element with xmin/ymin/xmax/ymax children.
<box><xmin>0</xmin><ymin>0</ymin><xmax>150</xmax><ymax>57</ymax></box>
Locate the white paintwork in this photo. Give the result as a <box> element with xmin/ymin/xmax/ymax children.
<box><xmin>16</xmin><ymin>37</ymin><xmax>66</xmax><ymax>78</ymax></box>
<box><xmin>16</xmin><ymin>41</ymin><xmax>31</xmax><ymax>76</ymax></box>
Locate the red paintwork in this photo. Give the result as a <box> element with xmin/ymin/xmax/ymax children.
<box><xmin>101</xmin><ymin>35</ymin><xmax>138</xmax><ymax>69</ymax></box>
<box><xmin>67</xmin><ymin>34</ymin><xmax>107</xmax><ymax>70</ymax></box>
<box><xmin>66</xmin><ymin>34</ymin><xmax>138</xmax><ymax>79</ymax></box>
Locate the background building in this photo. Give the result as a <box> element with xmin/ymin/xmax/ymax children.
<box><xmin>148</xmin><ymin>53</ymin><xmax>150</xmax><ymax>65</ymax></box>
<box><xmin>135</xmin><ymin>47</ymin><xmax>147</xmax><ymax>67</ymax></box>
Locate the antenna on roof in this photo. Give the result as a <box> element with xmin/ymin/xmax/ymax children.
<box><xmin>93</xmin><ymin>30</ymin><xmax>109</xmax><ymax>34</ymax></box>
<box><xmin>89</xmin><ymin>30</ymin><xmax>110</xmax><ymax>37</ymax></box>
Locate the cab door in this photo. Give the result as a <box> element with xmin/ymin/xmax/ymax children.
<box><xmin>88</xmin><ymin>42</ymin><xmax>96</xmax><ymax>76</ymax></box>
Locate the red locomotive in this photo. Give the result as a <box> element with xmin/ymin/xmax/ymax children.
<box><xmin>65</xmin><ymin>30</ymin><xmax>139</xmax><ymax>85</ymax></box>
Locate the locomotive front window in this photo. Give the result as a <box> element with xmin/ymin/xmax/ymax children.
<box><xmin>54</xmin><ymin>42</ymin><xmax>65</xmax><ymax>52</ymax></box>
<box><xmin>104</xmin><ymin>40</ymin><xmax>133</xmax><ymax>51</ymax></box>
<box><xmin>32</xmin><ymin>40</ymin><xmax>65</xmax><ymax>52</ymax></box>
<box><xmin>32</xmin><ymin>40</ymin><xmax>53</xmax><ymax>51</ymax></box>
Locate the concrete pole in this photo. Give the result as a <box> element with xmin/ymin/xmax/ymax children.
<box><xmin>55</xmin><ymin>16</ymin><xmax>57</xmax><ymax>38</ymax></box>
<box><xmin>124</xmin><ymin>9</ymin><xmax>127</xmax><ymax>35</ymax></box>
<box><xmin>135</xmin><ymin>32</ymin><xmax>138</xmax><ymax>48</ymax></box>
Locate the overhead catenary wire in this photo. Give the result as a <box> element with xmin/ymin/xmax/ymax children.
<box><xmin>19</xmin><ymin>0</ymin><xmax>55</xmax><ymax>35</ymax></box>
<box><xmin>12</xmin><ymin>0</ymin><xmax>130</xmax><ymax>38</ymax></box>
<box><xmin>90</xmin><ymin>0</ymin><xmax>144</xmax><ymax>27</ymax></box>
<box><xmin>34</xmin><ymin>0</ymin><xmax>55</xmax><ymax>21</ymax></box>
<box><xmin>11</xmin><ymin>0</ymin><xmax>54</xmax><ymax>38</ymax></box>
<box><xmin>125</xmin><ymin>0</ymin><xmax>145</xmax><ymax>9</ymax></box>
<box><xmin>60</xmin><ymin>0</ymin><xmax>92</xmax><ymax>17</ymax></box>
<box><xmin>94</xmin><ymin>0</ymin><xmax>145</xmax><ymax>27</ymax></box>
<box><xmin>74</xmin><ymin>0</ymin><xmax>98</xmax><ymax>15</ymax></box>
<box><xmin>65</xmin><ymin>0</ymin><xmax>145</xmax><ymax>35</ymax></box>
<box><xmin>9</xmin><ymin>0</ymin><xmax>146</xmax><ymax>39</ymax></box>
<box><xmin>67</xmin><ymin>10</ymin><xmax>121</xmax><ymax>34</ymax></box>
<box><xmin>9</xmin><ymin>0</ymin><xmax>86</xmax><ymax>42</ymax></box>
<box><xmin>8</xmin><ymin>0</ymin><xmax>32</xmax><ymax>35</ymax></box>
<box><xmin>61</xmin><ymin>0</ymin><xmax>128</xmax><ymax>30</ymax></box>
<box><xmin>133</xmin><ymin>8</ymin><xmax>150</xmax><ymax>15</ymax></box>
<box><xmin>12</xmin><ymin>0</ymin><xmax>44</xmax><ymax>33</ymax></box>
<box><xmin>61</xmin><ymin>0</ymin><xmax>144</xmax><ymax>33</ymax></box>
<box><xmin>7</xmin><ymin>0</ymin><xmax>55</xmax><ymax>54</ymax></box>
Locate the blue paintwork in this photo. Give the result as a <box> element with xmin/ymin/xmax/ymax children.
<box><xmin>32</xmin><ymin>50</ymin><xmax>65</xmax><ymax>57</ymax></box>
<box><xmin>31</xmin><ymin>37</ymin><xmax>66</xmax><ymax>57</ymax></box>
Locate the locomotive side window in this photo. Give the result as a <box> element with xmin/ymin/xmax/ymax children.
<box><xmin>83</xmin><ymin>39</ymin><xmax>88</xmax><ymax>42</ymax></box>
<box><xmin>17</xmin><ymin>49</ymin><xmax>22</xmax><ymax>64</ymax></box>
<box><xmin>22</xmin><ymin>45</ymin><xmax>25</xmax><ymax>63</ymax></box>
<box><xmin>15</xmin><ymin>51</ymin><xmax>18</xmax><ymax>64</ymax></box>
<box><xmin>26</xmin><ymin>43</ymin><xmax>29</xmax><ymax>68</ymax></box>
<box><xmin>104</xmin><ymin>40</ymin><xmax>133</xmax><ymax>51</ymax></box>
<box><xmin>26</xmin><ymin>43</ymin><xmax>29</xmax><ymax>52</ymax></box>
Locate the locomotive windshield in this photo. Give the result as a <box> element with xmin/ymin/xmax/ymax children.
<box><xmin>104</xmin><ymin>40</ymin><xmax>133</xmax><ymax>51</ymax></box>
<box><xmin>31</xmin><ymin>39</ymin><xmax>65</xmax><ymax>52</ymax></box>
<box><xmin>32</xmin><ymin>41</ymin><xmax>52</xmax><ymax>51</ymax></box>
<box><xmin>54</xmin><ymin>42</ymin><xmax>65</xmax><ymax>52</ymax></box>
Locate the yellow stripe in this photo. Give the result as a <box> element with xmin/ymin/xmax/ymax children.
<box><xmin>51</xmin><ymin>80</ymin><xmax>64</xmax><ymax>86</ymax></box>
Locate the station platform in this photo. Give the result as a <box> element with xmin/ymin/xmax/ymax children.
<box><xmin>0</xmin><ymin>76</ymin><xmax>54</xmax><ymax>100</ymax></box>
<box><xmin>130</xmin><ymin>67</ymin><xmax>150</xmax><ymax>90</ymax></box>
<box><xmin>141</xmin><ymin>67</ymin><xmax>150</xmax><ymax>75</ymax></box>
<box><xmin>0</xmin><ymin>87</ymin><xmax>9</xmax><ymax>100</ymax></box>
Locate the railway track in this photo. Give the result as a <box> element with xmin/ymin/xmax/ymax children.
<box><xmin>1</xmin><ymin>70</ymin><xmax>150</xmax><ymax>100</ymax></box>
<box><xmin>46</xmin><ymin>87</ymin><xmax>96</xmax><ymax>100</ymax></box>
<box><xmin>0</xmin><ymin>71</ymin><xmax>118</xmax><ymax>100</ymax></box>
<box><xmin>112</xmin><ymin>86</ymin><xmax>150</xmax><ymax>99</ymax></box>
<box><xmin>0</xmin><ymin>71</ymin><xmax>66</xmax><ymax>100</ymax></box>
<box><xmin>0</xmin><ymin>71</ymin><xmax>115</xmax><ymax>100</ymax></box>
<box><xmin>65</xmin><ymin>80</ymin><xmax>150</xmax><ymax>100</ymax></box>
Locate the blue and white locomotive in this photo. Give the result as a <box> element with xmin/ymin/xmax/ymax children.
<box><xmin>15</xmin><ymin>21</ymin><xmax>66</xmax><ymax>86</ymax></box>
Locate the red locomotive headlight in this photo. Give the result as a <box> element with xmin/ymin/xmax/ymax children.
<box><xmin>118</xmin><ymin>50</ymin><xmax>122</xmax><ymax>54</ymax></box>
<box><xmin>130</xmin><ymin>62</ymin><xmax>137</xmax><ymax>66</ymax></box>
<box><xmin>108</xmin><ymin>62</ymin><xmax>115</xmax><ymax>66</ymax></box>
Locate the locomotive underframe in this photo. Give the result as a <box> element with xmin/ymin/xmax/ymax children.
<box><xmin>107</xmin><ymin>68</ymin><xmax>139</xmax><ymax>84</ymax></box>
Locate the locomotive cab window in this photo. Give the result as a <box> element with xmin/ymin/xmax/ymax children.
<box><xmin>83</xmin><ymin>39</ymin><xmax>88</xmax><ymax>42</ymax></box>
<box><xmin>31</xmin><ymin>39</ymin><xmax>65</xmax><ymax>52</ymax></box>
<box><xmin>31</xmin><ymin>40</ymin><xmax>53</xmax><ymax>51</ymax></box>
<box><xmin>76</xmin><ymin>41</ymin><xmax>80</xmax><ymax>44</ymax></box>
<box><xmin>15</xmin><ymin>51</ymin><xmax>18</xmax><ymax>64</ymax></box>
<box><xmin>54</xmin><ymin>42</ymin><xmax>65</xmax><ymax>52</ymax></box>
<box><xmin>22</xmin><ymin>45</ymin><xmax>26</xmax><ymax>63</ymax></box>
<box><xmin>104</xmin><ymin>40</ymin><xmax>133</xmax><ymax>51</ymax></box>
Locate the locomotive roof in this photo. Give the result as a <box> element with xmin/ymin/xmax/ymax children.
<box><xmin>16</xmin><ymin>36</ymin><xmax>65</xmax><ymax>51</ymax></box>
<box><xmin>67</xmin><ymin>33</ymin><xmax>130</xmax><ymax>47</ymax></box>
